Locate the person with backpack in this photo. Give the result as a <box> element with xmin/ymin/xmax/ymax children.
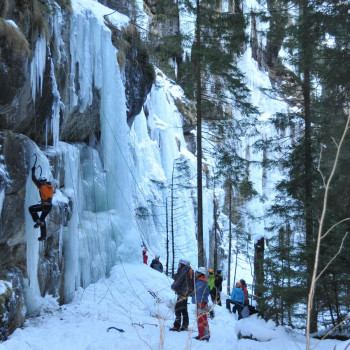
<box><xmin>214</xmin><ymin>269</ymin><xmax>223</xmax><ymax>306</ymax></box>
<box><xmin>170</xmin><ymin>259</ymin><xmax>193</xmax><ymax>331</ymax></box>
<box><xmin>150</xmin><ymin>255</ymin><xmax>163</xmax><ymax>272</ymax></box>
<box><xmin>29</xmin><ymin>165</ymin><xmax>54</xmax><ymax>241</ymax></box>
<box><xmin>143</xmin><ymin>249</ymin><xmax>148</xmax><ymax>264</ymax></box>
<box><xmin>207</xmin><ymin>269</ymin><xmax>217</xmax><ymax>303</ymax></box>
<box><xmin>226</xmin><ymin>281</ymin><xmax>245</xmax><ymax>320</ymax></box>
<box><xmin>192</xmin><ymin>267</ymin><xmax>210</xmax><ymax>341</ymax></box>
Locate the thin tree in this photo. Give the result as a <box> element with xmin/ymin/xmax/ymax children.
<box><xmin>306</xmin><ymin>114</ymin><xmax>350</xmax><ymax>349</ymax></box>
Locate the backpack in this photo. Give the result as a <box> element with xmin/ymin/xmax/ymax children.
<box><xmin>241</xmin><ymin>306</ymin><xmax>250</xmax><ymax>318</ymax></box>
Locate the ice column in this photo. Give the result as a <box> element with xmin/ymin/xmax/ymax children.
<box><xmin>30</xmin><ymin>35</ymin><xmax>47</xmax><ymax>102</ymax></box>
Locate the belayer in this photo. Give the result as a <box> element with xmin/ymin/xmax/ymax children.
<box><xmin>29</xmin><ymin>162</ymin><xmax>54</xmax><ymax>241</ymax></box>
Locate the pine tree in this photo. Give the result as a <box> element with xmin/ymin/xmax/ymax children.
<box><xmin>265</xmin><ymin>0</ymin><xmax>350</xmax><ymax>331</ymax></box>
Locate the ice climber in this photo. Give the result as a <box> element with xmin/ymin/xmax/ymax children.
<box><xmin>192</xmin><ymin>267</ymin><xmax>210</xmax><ymax>341</ymax></box>
<box><xmin>170</xmin><ymin>259</ymin><xmax>193</xmax><ymax>331</ymax></box>
<box><xmin>150</xmin><ymin>255</ymin><xmax>163</xmax><ymax>272</ymax></box>
<box><xmin>29</xmin><ymin>165</ymin><xmax>54</xmax><ymax>241</ymax></box>
<box><xmin>226</xmin><ymin>281</ymin><xmax>245</xmax><ymax>320</ymax></box>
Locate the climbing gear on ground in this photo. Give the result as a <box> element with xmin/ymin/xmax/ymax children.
<box><xmin>107</xmin><ymin>327</ymin><xmax>125</xmax><ymax>333</ymax></box>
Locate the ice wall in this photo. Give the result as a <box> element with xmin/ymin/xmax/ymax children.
<box><xmin>23</xmin><ymin>0</ymin><xmax>290</xmax><ymax>313</ymax></box>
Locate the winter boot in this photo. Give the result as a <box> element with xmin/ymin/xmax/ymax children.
<box><xmin>180</xmin><ymin>326</ymin><xmax>188</xmax><ymax>331</ymax></box>
<box><xmin>169</xmin><ymin>327</ymin><xmax>180</xmax><ymax>332</ymax></box>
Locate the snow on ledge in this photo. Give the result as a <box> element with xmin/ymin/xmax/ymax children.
<box><xmin>72</xmin><ymin>0</ymin><xmax>129</xmax><ymax>29</ymax></box>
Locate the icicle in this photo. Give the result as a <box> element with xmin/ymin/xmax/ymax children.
<box><xmin>30</xmin><ymin>35</ymin><xmax>47</xmax><ymax>102</ymax></box>
<box><xmin>50</xmin><ymin>58</ymin><xmax>61</xmax><ymax>148</ymax></box>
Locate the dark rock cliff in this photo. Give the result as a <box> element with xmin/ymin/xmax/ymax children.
<box><xmin>0</xmin><ymin>0</ymin><xmax>155</xmax><ymax>334</ymax></box>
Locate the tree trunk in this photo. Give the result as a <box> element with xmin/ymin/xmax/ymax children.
<box><xmin>166</xmin><ymin>198</ymin><xmax>169</xmax><ymax>276</ymax></box>
<box><xmin>213</xmin><ymin>178</ymin><xmax>218</xmax><ymax>271</ymax></box>
<box><xmin>301</xmin><ymin>0</ymin><xmax>317</xmax><ymax>333</ymax></box>
<box><xmin>195</xmin><ymin>0</ymin><xmax>204</xmax><ymax>267</ymax></box>
<box><xmin>171</xmin><ymin>165</ymin><xmax>175</xmax><ymax>278</ymax></box>
<box><xmin>227</xmin><ymin>185</ymin><xmax>232</xmax><ymax>295</ymax></box>
<box><xmin>254</xmin><ymin>236</ymin><xmax>265</xmax><ymax>311</ymax></box>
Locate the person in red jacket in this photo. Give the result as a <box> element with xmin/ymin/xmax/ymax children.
<box><xmin>240</xmin><ymin>279</ymin><xmax>249</xmax><ymax>306</ymax></box>
<box><xmin>143</xmin><ymin>249</ymin><xmax>148</xmax><ymax>264</ymax></box>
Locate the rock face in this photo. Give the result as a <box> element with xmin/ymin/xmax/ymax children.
<box><xmin>0</xmin><ymin>0</ymin><xmax>196</xmax><ymax>336</ymax></box>
<box><xmin>0</xmin><ymin>0</ymin><xmax>157</xmax><ymax>335</ymax></box>
<box><xmin>0</xmin><ymin>267</ymin><xmax>26</xmax><ymax>333</ymax></box>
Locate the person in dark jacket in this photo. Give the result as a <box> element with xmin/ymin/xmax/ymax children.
<box><xmin>214</xmin><ymin>269</ymin><xmax>223</xmax><ymax>306</ymax></box>
<box><xmin>192</xmin><ymin>267</ymin><xmax>210</xmax><ymax>341</ymax></box>
<box><xmin>150</xmin><ymin>255</ymin><xmax>163</xmax><ymax>272</ymax></box>
<box><xmin>226</xmin><ymin>281</ymin><xmax>245</xmax><ymax>320</ymax></box>
<box><xmin>170</xmin><ymin>259</ymin><xmax>193</xmax><ymax>331</ymax></box>
<box><xmin>29</xmin><ymin>166</ymin><xmax>54</xmax><ymax>241</ymax></box>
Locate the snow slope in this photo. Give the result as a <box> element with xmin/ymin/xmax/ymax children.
<box><xmin>2</xmin><ymin>263</ymin><xmax>348</xmax><ymax>350</ymax></box>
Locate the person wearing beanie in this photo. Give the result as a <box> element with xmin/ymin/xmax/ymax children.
<box><xmin>192</xmin><ymin>267</ymin><xmax>210</xmax><ymax>341</ymax></box>
<box><xmin>170</xmin><ymin>259</ymin><xmax>193</xmax><ymax>331</ymax></box>
<box><xmin>226</xmin><ymin>281</ymin><xmax>245</xmax><ymax>320</ymax></box>
<box><xmin>150</xmin><ymin>254</ymin><xmax>163</xmax><ymax>272</ymax></box>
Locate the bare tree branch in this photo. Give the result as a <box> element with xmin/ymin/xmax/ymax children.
<box><xmin>315</xmin><ymin>232</ymin><xmax>348</xmax><ymax>283</ymax></box>
<box><xmin>321</xmin><ymin>218</ymin><xmax>350</xmax><ymax>239</ymax></box>
<box><xmin>306</xmin><ymin>114</ymin><xmax>350</xmax><ymax>350</ymax></box>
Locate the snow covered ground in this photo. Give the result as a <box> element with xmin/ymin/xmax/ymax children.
<box><xmin>2</xmin><ymin>263</ymin><xmax>349</xmax><ymax>350</ymax></box>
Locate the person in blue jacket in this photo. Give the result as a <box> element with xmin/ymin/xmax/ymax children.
<box><xmin>226</xmin><ymin>281</ymin><xmax>245</xmax><ymax>320</ymax></box>
<box><xmin>192</xmin><ymin>267</ymin><xmax>210</xmax><ymax>341</ymax></box>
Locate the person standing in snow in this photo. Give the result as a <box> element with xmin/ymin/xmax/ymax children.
<box><xmin>143</xmin><ymin>249</ymin><xmax>148</xmax><ymax>265</ymax></box>
<box><xmin>207</xmin><ymin>269</ymin><xmax>217</xmax><ymax>303</ymax></box>
<box><xmin>214</xmin><ymin>269</ymin><xmax>223</xmax><ymax>306</ymax></box>
<box><xmin>226</xmin><ymin>281</ymin><xmax>245</xmax><ymax>320</ymax></box>
<box><xmin>192</xmin><ymin>267</ymin><xmax>210</xmax><ymax>341</ymax></box>
<box><xmin>29</xmin><ymin>165</ymin><xmax>54</xmax><ymax>241</ymax></box>
<box><xmin>150</xmin><ymin>255</ymin><xmax>163</xmax><ymax>272</ymax></box>
<box><xmin>170</xmin><ymin>259</ymin><xmax>193</xmax><ymax>331</ymax></box>
<box><xmin>240</xmin><ymin>279</ymin><xmax>249</xmax><ymax>306</ymax></box>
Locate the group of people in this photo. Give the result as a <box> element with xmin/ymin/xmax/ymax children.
<box><xmin>142</xmin><ymin>249</ymin><xmax>164</xmax><ymax>273</ymax></box>
<box><xmin>169</xmin><ymin>260</ymin><xmax>226</xmax><ymax>342</ymax></box>
<box><xmin>142</xmin><ymin>251</ymin><xmax>257</xmax><ymax>341</ymax></box>
<box><xmin>226</xmin><ymin>279</ymin><xmax>248</xmax><ymax>320</ymax></box>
